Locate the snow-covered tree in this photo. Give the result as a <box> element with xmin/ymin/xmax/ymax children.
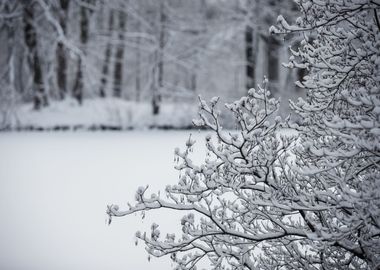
<box><xmin>268</xmin><ymin>0</ymin><xmax>380</xmax><ymax>268</ymax></box>
<box><xmin>109</xmin><ymin>81</ymin><xmax>296</xmax><ymax>269</ymax></box>
<box><xmin>108</xmin><ymin>0</ymin><xmax>380</xmax><ymax>269</ymax></box>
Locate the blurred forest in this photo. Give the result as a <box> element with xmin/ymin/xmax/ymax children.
<box><xmin>0</xmin><ymin>0</ymin><xmax>303</xmax><ymax>130</ymax></box>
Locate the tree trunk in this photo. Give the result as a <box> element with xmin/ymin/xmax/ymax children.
<box><xmin>152</xmin><ymin>1</ymin><xmax>165</xmax><ymax>115</ymax></box>
<box><xmin>56</xmin><ymin>0</ymin><xmax>69</xmax><ymax>100</ymax></box>
<box><xmin>245</xmin><ymin>24</ymin><xmax>255</xmax><ymax>91</ymax></box>
<box><xmin>158</xmin><ymin>2</ymin><xmax>165</xmax><ymax>91</ymax></box>
<box><xmin>135</xmin><ymin>19</ymin><xmax>141</xmax><ymax>102</ymax></box>
<box><xmin>245</xmin><ymin>0</ymin><xmax>261</xmax><ymax>92</ymax></box>
<box><xmin>5</xmin><ymin>3</ymin><xmax>15</xmax><ymax>91</ymax></box>
<box><xmin>72</xmin><ymin>1</ymin><xmax>91</xmax><ymax>104</ymax></box>
<box><xmin>190</xmin><ymin>72</ymin><xmax>196</xmax><ymax>92</ymax></box>
<box><xmin>72</xmin><ymin>59</ymin><xmax>83</xmax><ymax>104</ymax></box>
<box><xmin>267</xmin><ymin>36</ymin><xmax>280</xmax><ymax>94</ymax></box>
<box><xmin>113</xmin><ymin>9</ymin><xmax>126</xmax><ymax>98</ymax></box>
<box><xmin>99</xmin><ymin>9</ymin><xmax>114</xmax><ymax>98</ymax></box>
<box><xmin>24</xmin><ymin>2</ymin><xmax>48</xmax><ymax>110</ymax></box>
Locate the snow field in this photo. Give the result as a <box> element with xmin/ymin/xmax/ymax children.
<box><xmin>4</xmin><ymin>98</ymin><xmax>198</xmax><ymax>130</ymax></box>
<box><xmin>0</xmin><ymin>131</ymin><xmax>208</xmax><ymax>270</ymax></box>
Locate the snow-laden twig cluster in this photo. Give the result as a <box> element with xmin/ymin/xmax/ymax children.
<box><xmin>270</xmin><ymin>0</ymin><xmax>380</xmax><ymax>269</ymax></box>
<box><xmin>108</xmin><ymin>81</ymin><xmax>318</xmax><ymax>269</ymax></box>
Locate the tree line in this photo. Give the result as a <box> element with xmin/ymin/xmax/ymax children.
<box><xmin>0</xmin><ymin>0</ymin><xmax>300</xmax><ymax>116</ymax></box>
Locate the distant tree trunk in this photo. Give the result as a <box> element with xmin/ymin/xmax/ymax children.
<box><xmin>190</xmin><ymin>72</ymin><xmax>196</xmax><ymax>92</ymax></box>
<box><xmin>56</xmin><ymin>0</ymin><xmax>69</xmax><ymax>100</ymax></box>
<box><xmin>152</xmin><ymin>59</ymin><xmax>160</xmax><ymax>115</ymax></box>
<box><xmin>157</xmin><ymin>2</ymin><xmax>165</xmax><ymax>91</ymax></box>
<box><xmin>72</xmin><ymin>1</ymin><xmax>91</xmax><ymax>104</ymax></box>
<box><xmin>7</xmin><ymin>28</ymin><xmax>15</xmax><ymax>92</ymax></box>
<box><xmin>245</xmin><ymin>24</ymin><xmax>255</xmax><ymax>91</ymax></box>
<box><xmin>5</xmin><ymin>3</ymin><xmax>15</xmax><ymax>90</ymax></box>
<box><xmin>99</xmin><ymin>9</ymin><xmax>114</xmax><ymax>98</ymax></box>
<box><xmin>245</xmin><ymin>1</ymin><xmax>260</xmax><ymax>91</ymax></box>
<box><xmin>135</xmin><ymin>19</ymin><xmax>141</xmax><ymax>102</ymax></box>
<box><xmin>113</xmin><ymin>9</ymin><xmax>126</xmax><ymax>98</ymax></box>
<box><xmin>267</xmin><ymin>36</ymin><xmax>280</xmax><ymax>94</ymax></box>
<box><xmin>152</xmin><ymin>1</ymin><xmax>165</xmax><ymax>115</ymax></box>
<box><xmin>24</xmin><ymin>2</ymin><xmax>48</xmax><ymax>110</ymax></box>
<box><xmin>72</xmin><ymin>59</ymin><xmax>84</xmax><ymax>104</ymax></box>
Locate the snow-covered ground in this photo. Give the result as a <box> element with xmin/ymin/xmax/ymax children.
<box><xmin>0</xmin><ymin>131</ymin><xmax>208</xmax><ymax>270</ymax></box>
<box><xmin>3</xmin><ymin>98</ymin><xmax>199</xmax><ymax>130</ymax></box>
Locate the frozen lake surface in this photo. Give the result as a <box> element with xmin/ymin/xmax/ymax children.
<box><xmin>0</xmin><ymin>131</ymin><xmax>208</xmax><ymax>270</ymax></box>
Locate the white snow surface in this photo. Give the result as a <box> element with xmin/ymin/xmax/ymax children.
<box><xmin>8</xmin><ymin>98</ymin><xmax>198</xmax><ymax>130</ymax></box>
<box><xmin>0</xmin><ymin>131</ymin><xmax>208</xmax><ymax>270</ymax></box>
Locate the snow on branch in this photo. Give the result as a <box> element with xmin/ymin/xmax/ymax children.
<box><xmin>108</xmin><ymin>81</ymin><xmax>337</xmax><ymax>269</ymax></box>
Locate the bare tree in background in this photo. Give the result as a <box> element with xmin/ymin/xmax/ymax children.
<box><xmin>244</xmin><ymin>0</ymin><xmax>259</xmax><ymax>91</ymax></box>
<box><xmin>98</xmin><ymin>7</ymin><xmax>114</xmax><ymax>98</ymax></box>
<box><xmin>242</xmin><ymin>0</ymin><xmax>296</xmax><ymax>94</ymax></box>
<box><xmin>0</xmin><ymin>1</ymin><xmax>21</xmax><ymax>126</ymax></box>
<box><xmin>151</xmin><ymin>0</ymin><xmax>166</xmax><ymax>115</ymax></box>
<box><xmin>113</xmin><ymin>6</ymin><xmax>127</xmax><ymax>98</ymax></box>
<box><xmin>72</xmin><ymin>0</ymin><xmax>93</xmax><ymax>104</ymax></box>
<box><xmin>23</xmin><ymin>1</ymin><xmax>48</xmax><ymax>110</ymax></box>
<box><xmin>0</xmin><ymin>0</ymin><xmax>302</xmax><ymax>130</ymax></box>
<box><xmin>135</xmin><ymin>16</ymin><xmax>141</xmax><ymax>101</ymax></box>
<box><xmin>55</xmin><ymin>0</ymin><xmax>69</xmax><ymax>99</ymax></box>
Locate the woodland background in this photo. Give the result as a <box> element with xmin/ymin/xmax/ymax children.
<box><xmin>0</xmin><ymin>0</ymin><xmax>303</xmax><ymax>130</ymax></box>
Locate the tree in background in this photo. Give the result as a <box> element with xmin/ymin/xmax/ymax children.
<box><xmin>236</xmin><ymin>0</ymin><xmax>298</xmax><ymax>93</ymax></box>
<box><xmin>98</xmin><ymin>7</ymin><xmax>114</xmax><ymax>98</ymax></box>
<box><xmin>0</xmin><ymin>1</ymin><xmax>21</xmax><ymax>126</ymax></box>
<box><xmin>108</xmin><ymin>0</ymin><xmax>380</xmax><ymax>269</ymax></box>
<box><xmin>1</xmin><ymin>1</ymin><xmax>298</xmax><ymax>106</ymax></box>
<box><xmin>113</xmin><ymin>5</ymin><xmax>127</xmax><ymax>98</ymax></box>
<box><xmin>152</xmin><ymin>0</ymin><xmax>166</xmax><ymax>115</ymax></box>
<box><xmin>72</xmin><ymin>0</ymin><xmax>94</xmax><ymax>104</ymax></box>
<box><xmin>244</xmin><ymin>1</ymin><xmax>256</xmax><ymax>91</ymax></box>
<box><xmin>55</xmin><ymin>0</ymin><xmax>69</xmax><ymax>100</ymax></box>
<box><xmin>23</xmin><ymin>0</ymin><xmax>48</xmax><ymax>109</ymax></box>
<box><xmin>0</xmin><ymin>0</ymin><xmax>301</xmax><ymax>131</ymax></box>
